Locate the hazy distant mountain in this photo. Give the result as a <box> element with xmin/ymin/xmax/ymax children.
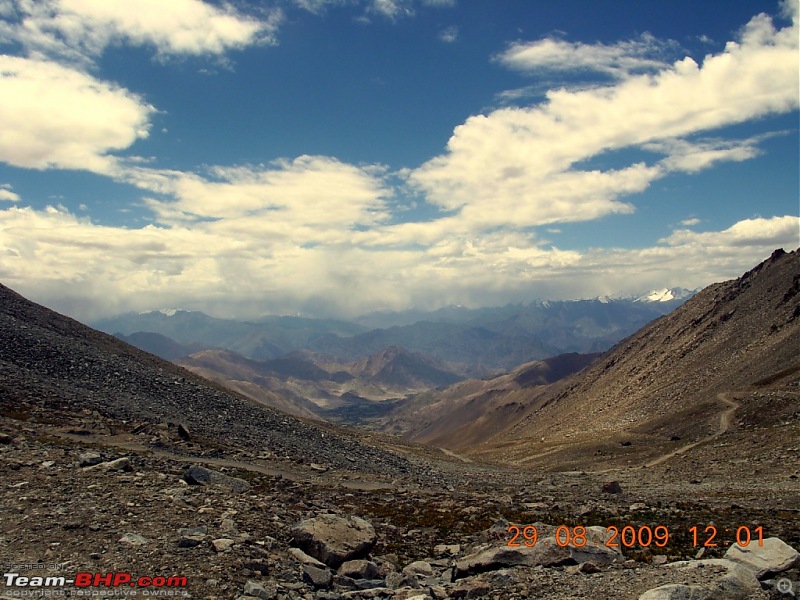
<box><xmin>94</xmin><ymin>294</ymin><xmax>689</xmax><ymax>374</ymax></box>
<box><xmin>114</xmin><ymin>331</ymin><xmax>202</xmax><ymax>360</ymax></box>
<box><xmin>309</xmin><ymin>298</ymin><xmax>684</xmax><ymax>372</ymax></box>
<box><xmin>349</xmin><ymin>346</ymin><xmax>463</xmax><ymax>389</ymax></box>
<box><xmin>174</xmin><ymin>345</ymin><xmax>464</xmax><ymax>423</ymax></box>
<box><xmin>93</xmin><ymin>310</ymin><xmax>366</xmax><ymax>361</ymax></box>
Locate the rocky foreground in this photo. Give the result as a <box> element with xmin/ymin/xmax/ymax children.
<box><xmin>1</xmin><ymin>409</ymin><xmax>798</xmax><ymax>600</ymax></box>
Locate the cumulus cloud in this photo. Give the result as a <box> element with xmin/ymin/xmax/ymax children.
<box><xmin>119</xmin><ymin>156</ymin><xmax>393</xmax><ymax>244</ymax></box>
<box><xmin>0</xmin><ymin>184</ymin><xmax>19</xmax><ymax>202</ymax></box>
<box><xmin>1</xmin><ymin>204</ymin><xmax>796</xmax><ymax>321</ymax></box>
<box><xmin>0</xmin><ymin>0</ymin><xmax>280</xmax><ymax>62</ymax></box>
<box><xmin>661</xmin><ymin>216</ymin><xmax>800</xmax><ymax>248</ymax></box>
<box><xmin>409</xmin><ymin>8</ymin><xmax>798</xmax><ymax>238</ymax></box>
<box><xmin>0</xmin><ymin>2</ymin><xmax>796</xmax><ymax>321</ymax></box>
<box><xmin>496</xmin><ymin>33</ymin><xmax>678</xmax><ymax>79</ymax></box>
<box><xmin>0</xmin><ymin>56</ymin><xmax>153</xmax><ymax>172</ymax></box>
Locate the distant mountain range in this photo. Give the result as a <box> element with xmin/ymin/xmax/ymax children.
<box><xmin>173</xmin><ymin>345</ymin><xmax>464</xmax><ymax>421</ymax></box>
<box><xmin>383</xmin><ymin>249</ymin><xmax>800</xmax><ymax>471</ymax></box>
<box><xmin>93</xmin><ymin>289</ymin><xmax>694</xmax><ymax>374</ymax></box>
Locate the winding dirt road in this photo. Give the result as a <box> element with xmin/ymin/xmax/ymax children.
<box><xmin>644</xmin><ymin>392</ymin><xmax>740</xmax><ymax>468</ymax></box>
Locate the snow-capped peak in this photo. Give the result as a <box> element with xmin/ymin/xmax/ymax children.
<box><xmin>138</xmin><ymin>308</ymin><xmax>186</xmax><ymax>317</ymax></box>
<box><xmin>635</xmin><ymin>288</ymin><xmax>694</xmax><ymax>303</ymax></box>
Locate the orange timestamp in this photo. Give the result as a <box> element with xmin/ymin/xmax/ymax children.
<box><xmin>507</xmin><ymin>524</ymin><xmax>765</xmax><ymax>549</ymax></box>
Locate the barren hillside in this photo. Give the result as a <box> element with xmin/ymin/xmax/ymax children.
<box><xmin>468</xmin><ymin>248</ymin><xmax>800</xmax><ymax>469</ymax></box>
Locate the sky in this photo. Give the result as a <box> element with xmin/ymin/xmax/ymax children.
<box><xmin>0</xmin><ymin>0</ymin><xmax>798</xmax><ymax>321</ymax></box>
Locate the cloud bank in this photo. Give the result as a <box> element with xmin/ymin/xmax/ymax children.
<box><xmin>0</xmin><ymin>1</ymin><xmax>797</xmax><ymax>320</ymax></box>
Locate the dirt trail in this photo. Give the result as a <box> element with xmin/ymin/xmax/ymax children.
<box><xmin>51</xmin><ymin>430</ymin><xmax>397</xmax><ymax>490</ymax></box>
<box><xmin>644</xmin><ymin>392</ymin><xmax>740</xmax><ymax>468</ymax></box>
<box><xmin>438</xmin><ymin>446</ymin><xmax>473</xmax><ymax>463</ymax></box>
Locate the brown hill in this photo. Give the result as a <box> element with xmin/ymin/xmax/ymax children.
<box><xmin>465</xmin><ymin>248</ymin><xmax>800</xmax><ymax>470</ymax></box>
<box><xmin>379</xmin><ymin>352</ymin><xmax>600</xmax><ymax>447</ymax></box>
<box><xmin>175</xmin><ymin>345</ymin><xmax>464</xmax><ymax>423</ymax></box>
<box><xmin>349</xmin><ymin>345</ymin><xmax>463</xmax><ymax>389</ymax></box>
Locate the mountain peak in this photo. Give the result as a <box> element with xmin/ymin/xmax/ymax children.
<box><xmin>635</xmin><ymin>287</ymin><xmax>694</xmax><ymax>303</ymax></box>
<box><xmin>138</xmin><ymin>308</ymin><xmax>192</xmax><ymax>317</ymax></box>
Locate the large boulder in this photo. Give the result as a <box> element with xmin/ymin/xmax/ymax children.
<box><xmin>290</xmin><ymin>514</ymin><xmax>377</xmax><ymax>568</ymax></box>
<box><xmin>724</xmin><ymin>537</ymin><xmax>800</xmax><ymax>579</ymax></box>
<box><xmin>454</xmin><ymin>526</ymin><xmax>621</xmax><ymax>579</ymax></box>
<box><xmin>638</xmin><ymin>558</ymin><xmax>761</xmax><ymax>600</ymax></box>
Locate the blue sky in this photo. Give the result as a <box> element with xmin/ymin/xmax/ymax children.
<box><xmin>0</xmin><ymin>0</ymin><xmax>798</xmax><ymax>320</ymax></box>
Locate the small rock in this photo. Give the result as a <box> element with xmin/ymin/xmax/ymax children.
<box><xmin>243</xmin><ymin>561</ymin><xmax>269</xmax><ymax>575</ymax></box>
<box><xmin>302</xmin><ymin>565</ymin><xmax>332</xmax><ymax>589</ymax></box>
<box><xmin>602</xmin><ymin>481</ymin><xmax>623</xmax><ymax>494</ymax></box>
<box><xmin>451</xmin><ymin>580</ymin><xmax>491</xmax><ymax>598</ymax></box>
<box><xmin>338</xmin><ymin>559</ymin><xmax>381</xmax><ymax>580</ymax></box>
<box><xmin>403</xmin><ymin>561</ymin><xmax>434</xmax><ymax>577</ymax></box>
<box><xmin>0</xmin><ymin>433</ymin><xmax>13</xmax><ymax>445</ymax></box>
<box><xmin>177</xmin><ymin>526</ymin><xmax>207</xmax><ymax>548</ymax></box>
<box><xmin>243</xmin><ymin>580</ymin><xmax>276</xmax><ymax>600</ymax></box>
<box><xmin>177</xmin><ymin>423</ymin><xmax>191</xmax><ymax>441</ymax></box>
<box><xmin>78</xmin><ymin>452</ymin><xmax>103</xmax><ymax>467</ymax></box>
<box><xmin>183</xmin><ymin>465</ymin><xmax>251</xmax><ymax>493</ymax></box>
<box><xmin>85</xmin><ymin>457</ymin><xmax>132</xmax><ymax>472</ymax></box>
<box><xmin>433</xmin><ymin>544</ymin><xmax>460</xmax><ymax>556</ymax></box>
<box><xmin>288</xmin><ymin>547</ymin><xmax>327</xmax><ymax>568</ymax></box>
<box><xmin>290</xmin><ymin>514</ymin><xmax>377</xmax><ymax>568</ymax></box>
<box><xmin>119</xmin><ymin>533</ymin><xmax>148</xmax><ymax>546</ymax></box>
<box><xmin>212</xmin><ymin>538</ymin><xmax>235</xmax><ymax>553</ymax></box>
<box><xmin>578</xmin><ymin>561</ymin><xmax>601</xmax><ymax>574</ymax></box>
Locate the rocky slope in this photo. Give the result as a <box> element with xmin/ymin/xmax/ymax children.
<box><xmin>464</xmin><ymin>248</ymin><xmax>800</xmax><ymax>470</ymax></box>
<box><xmin>0</xmin><ymin>281</ymin><xmax>420</xmax><ymax>479</ymax></box>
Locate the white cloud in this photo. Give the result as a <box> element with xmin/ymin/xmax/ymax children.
<box><xmin>0</xmin><ymin>3</ymin><xmax>795</xmax><ymax>322</ymax></box>
<box><xmin>680</xmin><ymin>218</ymin><xmax>701</xmax><ymax>227</ymax></box>
<box><xmin>0</xmin><ymin>184</ymin><xmax>19</xmax><ymax>202</ymax></box>
<box><xmin>496</xmin><ymin>33</ymin><xmax>677</xmax><ymax>79</ymax></box>
<box><xmin>0</xmin><ymin>0</ymin><xmax>280</xmax><ymax>61</ymax></box>
<box><xmin>122</xmin><ymin>156</ymin><xmax>392</xmax><ymax>239</ymax></box>
<box><xmin>0</xmin><ymin>56</ymin><xmax>153</xmax><ymax>172</ymax></box>
<box><xmin>648</xmin><ymin>138</ymin><xmax>762</xmax><ymax>174</ymax></box>
<box><xmin>409</xmin><ymin>8</ymin><xmax>798</xmax><ymax>239</ymax></box>
<box><xmin>1</xmin><ymin>204</ymin><xmax>796</xmax><ymax>321</ymax></box>
<box><xmin>368</xmin><ymin>0</ymin><xmax>414</xmax><ymax>19</ymax></box>
<box><xmin>438</xmin><ymin>25</ymin><xmax>458</xmax><ymax>43</ymax></box>
<box><xmin>661</xmin><ymin>216</ymin><xmax>800</xmax><ymax>248</ymax></box>
<box><xmin>293</xmin><ymin>0</ymin><xmax>349</xmax><ymax>15</ymax></box>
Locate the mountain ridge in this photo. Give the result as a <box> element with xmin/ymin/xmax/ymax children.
<box><xmin>464</xmin><ymin>247</ymin><xmax>800</xmax><ymax>467</ymax></box>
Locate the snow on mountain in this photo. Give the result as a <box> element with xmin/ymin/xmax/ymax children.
<box><xmin>635</xmin><ymin>288</ymin><xmax>695</xmax><ymax>303</ymax></box>
<box><xmin>137</xmin><ymin>308</ymin><xmax>190</xmax><ymax>317</ymax></box>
